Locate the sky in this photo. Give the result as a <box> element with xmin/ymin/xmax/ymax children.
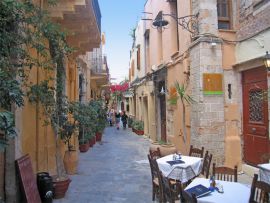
<box><xmin>98</xmin><ymin>0</ymin><xmax>146</xmax><ymax>84</ymax></box>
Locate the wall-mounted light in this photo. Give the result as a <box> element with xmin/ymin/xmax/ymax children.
<box><xmin>263</xmin><ymin>51</ymin><xmax>270</xmax><ymax>71</ymax></box>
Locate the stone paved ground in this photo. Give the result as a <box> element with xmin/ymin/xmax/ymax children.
<box><xmin>54</xmin><ymin>126</ymin><xmax>253</xmax><ymax>203</ymax></box>
<box><xmin>54</xmin><ymin>126</ymin><xmax>152</xmax><ymax>203</ymax></box>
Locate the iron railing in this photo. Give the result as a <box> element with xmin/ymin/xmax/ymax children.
<box><xmin>92</xmin><ymin>0</ymin><xmax>101</xmax><ymax>32</ymax></box>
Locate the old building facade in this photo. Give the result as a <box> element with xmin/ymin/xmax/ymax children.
<box><xmin>129</xmin><ymin>0</ymin><xmax>270</xmax><ymax>170</ymax></box>
<box><xmin>0</xmin><ymin>0</ymin><xmax>110</xmax><ymax>201</ymax></box>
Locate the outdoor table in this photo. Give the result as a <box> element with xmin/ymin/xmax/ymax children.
<box><xmin>185</xmin><ymin>177</ymin><xmax>251</xmax><ymax>203</ymax></box>
<box><xmin>157</xmin><ymin>154</ymin><xmax>203</xmax><ymax>183</ymax></box>
<box><xmin>258</xmin><ymin>163</ymin><xmax>270</xmax><ymax>184</ymax></box>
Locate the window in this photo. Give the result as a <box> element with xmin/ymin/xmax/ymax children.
<box><xmin>137</xmin><ymin>45</ymin><xmax>141</xmax><ymax>70</ymax></box>
<box><xmin>217</xmin><ymin>0</ymin><xmax>231</xmax><ymax>29</ymax></box>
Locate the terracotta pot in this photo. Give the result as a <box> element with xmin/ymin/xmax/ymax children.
<box><xmin>150</xmin><ymin>142</ymin><xmax>177</xmax><ymax>157</ymax></box>
<box><xmin>92</xmin><ymin>136</ymin><xmax>96</xmax><ymax>145</ymax></box>
<box><xmin>132</xmin><ymin>128</ymin><xmax>135</xmax><ymax>132</ymax></box>
<box><xmin>63</xmin><ymin>150</ymin><xmax>78</xmax><ymax>175</ymax></box>
<box><xmin>136</xmin><ymin>130</ymin><xmax>144</xmax><ymax>135</ymax></box>
<box><xmin>95</xmin><ymin>132</ymin><xmax>102</xmax><ymax>142</ymax></box>
<box><xmin>53</xmin><ymin>177</ymin><xmax>71</xmax><ymax>199</ymax></box>
<box><xmin>79</xmin><ymin>141</ymin><xmax>89</xmax><ymax>153</ymax></box>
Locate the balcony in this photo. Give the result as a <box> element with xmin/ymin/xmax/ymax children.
<box><xmin>92</xmin><ymin>0</ymin><xmax>101</xmax><ymax>32</ymax></box>
<box><xmin>46</xmin><ymin>0</ymin><xmax>101</xmax><ymax>56</ymax></box>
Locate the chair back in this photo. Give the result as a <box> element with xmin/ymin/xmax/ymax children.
<box><xmin>149</xmin><ymin>147</ymin><xmax>161</xmax><ymax>159</ymax></box>
<box><xmin>249</xmin><ymin>174</ymin><xmax>270</xmax><ymax>203</ymax></box>
<box><xmin>201</xmin><ymin>151</ymin><xmax>212</xmax><ymax>178</ymax></box>
<box><xmin>212</xmin><ymin>163</ymin><xmax>237</xmax><ymax>182</ymax></box>
<box><xmin>181</xmin><ymin>190</ymin><xmax>197</xmax><ymax>203</ymax></box>
<box><xmin>189</xmin><ymin>145</ymin><xmax>204</xmax><ymax>158</ymax></box>
<box><xmin>147</xmin><ymin>154</ymin><xmax>164</xmax><ymax>202</ymax></box>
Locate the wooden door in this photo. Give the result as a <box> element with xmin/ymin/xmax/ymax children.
<box><xmin>243</xmin><ymin>67</ymin><xmax>269</xmax><ymax>165</ymax></box>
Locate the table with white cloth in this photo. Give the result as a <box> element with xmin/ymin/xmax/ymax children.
<box><xmin>258</xmin><ymin>163</ymin><xmax>270</xmax><ymax>184</ymax></box>
<box><xmin>185</xmin><ymin>178</ymin><xmax>251</xmax><ymax>203</ymax></box>
<box><xmin>157</xmin><ymin>154</ymin><xmax>203</xmax><ymax>183</ymax></box>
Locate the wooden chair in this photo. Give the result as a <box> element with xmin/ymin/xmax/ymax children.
<box><xmin>181</xmin><ymin>189</ymin><xmax>197</xmax><ymax>203</ymax></box>
<box><xmin>161</xmin><ymin>174</ymin><xmax>182</xmax><ymax>203</ymax></box>
<box><xmin>147</xmin><ymin>154</ymin><xmax>164</xmax><ymax>202</ymax></box>
<box><xmin>201</xmin><ymin>151</ymin><xmax>212</xmax><ymax>178</ymax></box>
<box><xmin>149</xmin><ymin>147</ymin><xmax>161</xmax><ymax>159</ymax></box>
<box><xmin>189</xmin><ymin>145</ymin><xmax>204</xmax><ymax>158</ymax></box>
<box><xmin>162</xmin><ymin>175</ymin><xmax>176</xmax><ymax>203</ymax></box>
<box><xmin>249</xmin><ymin>174</ymin><xmax>270</xmax><ymax>203</ymax></box>
<box><xmin>212</xmin><ymin>163</ymin><xmax>238</xmax><ymax>182</ymax></box>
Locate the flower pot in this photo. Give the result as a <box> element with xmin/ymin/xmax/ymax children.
<box><xmin>63</xmin><ymin>150</ymin><xmax>78</xmax><ymax>175</ymax></box>
<box><xmin>150</xmin><ymin>142</ymin><xmax>177</xmax><ymax>157</ymax></box>
<box><xmin>79</xmin><ymin>141</ymin><xmax>89</xmax><ymax>153</ymax></box>
<box><xmin>95</xmin><ymin>132</ymin><xmax>102</xmax><ymax>142</ymax></box>
<box><xmin>52</xmin><ymin>177</ymin><xmax>71</xmax><ymax>199</ymax></box>
<box><xmin>132</xmin><ymin>128</ymin><xmax>135</xmax><ymax>132</ymax></box>
<box><xmin>136</xmin><ymin>130</ymin><xmax>144</xmax><ymax>135</ymax></box>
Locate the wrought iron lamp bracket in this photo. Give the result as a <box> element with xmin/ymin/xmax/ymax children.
<box><xmin>163</xmin><ymin>13</ymin><xmax>199</xmax><ymax>36</ymax></box>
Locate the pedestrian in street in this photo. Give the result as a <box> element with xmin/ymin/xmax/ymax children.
<box><xmin>115</xmin><ymin>110</ymin><xmax>121</xmax><ymax>130</ymax></box>
<box><xmin>121</xmin><ymin>111</ymin><xmax>128</xmax><ymax>129</ymax></box>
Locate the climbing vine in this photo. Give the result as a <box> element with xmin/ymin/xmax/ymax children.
<box><xmin>0</xmin><ymin>0</ymin><xmax>73</xmax><ymax>151</ymax></box>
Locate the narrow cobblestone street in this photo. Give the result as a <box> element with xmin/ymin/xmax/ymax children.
<box><xmin>54</xmin><ymin>126</ymin><xmax>152</xmax><ymax>203</ymax></box>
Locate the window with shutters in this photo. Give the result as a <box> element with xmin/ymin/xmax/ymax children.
<box><xmin>217</xmin><ymin>0</ymin><xmax>231</xmax><ymax>29</ymax></box>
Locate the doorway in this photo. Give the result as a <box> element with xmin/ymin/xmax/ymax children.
<box><xmin>159</xmin><ymin>81</ymin><xmax>167</xmax><ymax>142</ymax></box>
<box><xmin>242</xmin><ymin>67</ymin><xmax>269</xmax><ymax>165</ymax></box>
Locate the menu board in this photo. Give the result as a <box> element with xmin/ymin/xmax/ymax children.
<box><xmin>16</xmin><ymin>154</ymin><xmax>41</xmax><ymax>203</ymax></box>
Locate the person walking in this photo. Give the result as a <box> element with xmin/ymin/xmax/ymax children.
<box><xmin>115</xmin><ymin>110</ymin><xmax>121</xmax><ymax>130</ymax></box>
<box><xmin>121</xmin><ymin>111</ymin><xmax>128</xmax><ymax>129</ymax></box>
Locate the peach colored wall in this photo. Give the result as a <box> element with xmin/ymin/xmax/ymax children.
<box><xmin>219</xmin><ymin>30</ymin><xmax>236</xmax><ymax>69</ymax></box>
<box><xmin>144</xmin><ymin>0</ymin><xmax>178</xmax><ymax>68</ymax></box>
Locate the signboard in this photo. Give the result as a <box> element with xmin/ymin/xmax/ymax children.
<box><xmin>203</xmin><ymin>73</ymin><xmax>223</xmax><ymax>95</ymax></box>
<box><xmin>16</xmin><ymin>154</ymin><xmax>41</xmax><ymax>203</ymax></box>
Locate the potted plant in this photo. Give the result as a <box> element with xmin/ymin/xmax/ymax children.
<box><xmin>127</xmin><ymin>116</ymin><xmax>133</xmax><ymax>128</ymax></box>
<box><xmin>90</xmin><ymin>100</ymin><xmax>107</xmax><ymax>142</ymax></box>
<box><xmin>132</xmin><ymin>120</ymin><xmax>144</xmax><ymax>135</ymax></box>
<box><xmin>27</xmin><ymin>16</ymin><xmax>74</xmax><ymax>198</ymax></box>
<box><xmin>70</xmin><ymin>102</ymin><xmax>97</xmax><ymax>152</ymax></box>
<box><xmin>150</xmin><ymin>140</ymin><xmax>177</xmax><ymax>157</ymax></box>
<box><xmin>59</xmin><ymin>121</ymin><xmax>78</xmax><ymax>175</ymax></box>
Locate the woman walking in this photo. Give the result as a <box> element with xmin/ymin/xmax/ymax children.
<box><xmin>115</xmin><ymin>110</ymin><xmax>121</xmax><ymax>130</ymax></box>
<box><xmin>121</xmin><ymin>111</ymin><xmax>128</xmax><ymax>129</ymax></box>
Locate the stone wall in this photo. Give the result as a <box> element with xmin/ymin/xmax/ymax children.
<box><xmin>190</xmin><ymin>39</ymin><xmax>225</xmax><ymax>165</ymax></box>
<box><xmin>237</xmin><ymin>0</ymin><xmax>270</xmax><ymax>40</ymax></box>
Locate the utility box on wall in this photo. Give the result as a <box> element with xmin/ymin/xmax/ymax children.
<box><xmin>203</xmin><ymin>73</ymin><xmax>223</xmax><ymax>95</ymax></box>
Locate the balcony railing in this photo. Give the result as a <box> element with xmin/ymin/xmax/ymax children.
<box><xmin>92</xmin><ymin>0</ymin><xmax>101</xmax><ymax>32</ymax></box>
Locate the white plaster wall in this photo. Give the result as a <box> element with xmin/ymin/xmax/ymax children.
<box><xmin>236</xmin><ymin>29</ymin><xmax>270</xmax><ymax>63</ymax></box>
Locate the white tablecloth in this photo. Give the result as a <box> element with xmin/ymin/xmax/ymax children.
<box><xmin>157</xmin><ymin>154</ymin><xmax>202</xmax><ymax>183</ymax></box>
<box><xmin>185</xmin><ymin>178</ymin><xmax>251</xmax><ymax>203</ymax></box>
<box><xmin>258</xmin><ymin>163</ymin><xmax>270</xmax><ymax>184</ymax></box>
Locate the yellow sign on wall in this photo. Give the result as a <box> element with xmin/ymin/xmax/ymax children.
<box><xmin>203</xmin><ymin>73</ymin><xmax>223</xmax><ymax>95</ymax></box>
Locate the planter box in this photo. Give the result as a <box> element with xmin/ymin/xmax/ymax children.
<box><xmin>136</xmin><ymin>130</ymin><xmax>144</xmax><ymax>135</ymax></box>
<box><xmin>150</xmin><ymin>142</ymin><xmax>177</xmax><ymax>157</ymax></box>
<box><xmin>132</xmin><ymin>128</ymin><xmax>144</xmax><ymax>135</ymax></box>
